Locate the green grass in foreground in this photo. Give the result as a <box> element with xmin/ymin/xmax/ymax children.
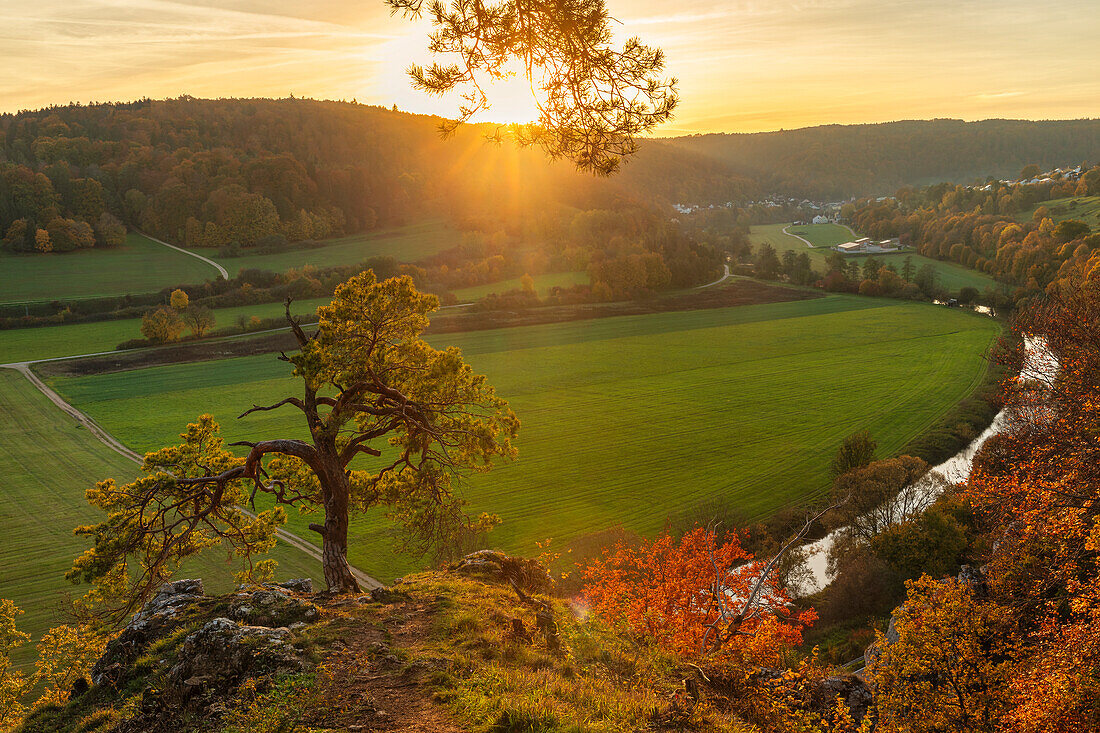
<box><xmin>1016</xmin><ymin>195</ymin><xmax>1100</xmax><ymax>229</ymax></box>
<box><xmin>0</xmin><ymin>369</ymin><xmax>321</xmax><ymax>668</ymax></box>
<box><xmin>52</xmin><ymin>295</ymin><xmax>1000</xmax><ymax>582</ymax></box>
<box><xmin>0</xmin><ymin>298</ymin><xmax>332</xmax><ymax>364</ymax></box>
<box><xmin>749</xmin><ymin>223</ymin><xmax>1001</xmax><ymax>294</ymax></box>
<box><xmin>451</xmin><ymin>271</ymin><xmax>589</xmax><ymax>302</ymax></box>
<box><xmin>0</xmin><ymin>233</ymin><xmax>217</xmax><ymax>306</ymax></box>
<box><xmin>213</xmin><ymin>220</ymin><xmax>458</xmax><ymax>275</ymax></box>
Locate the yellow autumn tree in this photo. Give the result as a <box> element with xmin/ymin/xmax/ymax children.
<box><xmin>33</xmin><ymin>228</ymin><xmax>51</xmax><ymax>254</ymax></box>
<box><xmin>0</xmin><ymin>600</ymin><xmax>30</xmax><ymax>733</ymax></box>
<box><xmin>169</xmin><ymin>289</ymin><xmax>189</xmax><ymax>310</ymax></box>
<box><xmin>869</xmin><ymin>575</ymin><xmax>1016</xmax><ymax>733</ymax></box>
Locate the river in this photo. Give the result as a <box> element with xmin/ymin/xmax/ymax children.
<box><xmin>799</xmin><ymin>336</ymin><xmax>1055</xmax><ymax>595</ymax></box>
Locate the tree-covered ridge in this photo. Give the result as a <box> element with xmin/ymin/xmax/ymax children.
<box><xmin>845</xmin><ymin>166</ymin><xmax>1100</xmax><ymax>309</ymax></box>
<box><xmin>670</xmin><ymin>119</ymin><xmax>1100</xmax><ymax>200</ymax></box>
<box><xmin>0</xmin><ymin>97</ymin><xmax>756</xmax><ymax>255</ymax></box>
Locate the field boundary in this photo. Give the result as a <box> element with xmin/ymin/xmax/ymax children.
<box><xmin>0</xmin><ymin>362</ymin><xmax>381</xmax><ymax>590</ymax></box>
<box><xmin>137</xmin><ymin>230</ymin><xmax>229</xmax><ymax>280</ymax></box>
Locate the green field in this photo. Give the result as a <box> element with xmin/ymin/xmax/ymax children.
<box><xmin>1017</xmin><ymin>195</ymin><xmax>1100</xmax><ymax>229</ymax></box>
<box><xmin>784</xmin><ymin>223</ymin><xmax>856</xmax><ymax>248</ymax></box>
<box><xmin>51</xmin><ymin>295</ymin><xmax>1000</xmax><ymax>582</ymax></box>
<box><xmin>0</xmin><ymin>298</ymin><xmax>332</xmax><ymax>364</ymax></box>
<box><xmin>747</xmin><ymin>223</ymin><xmax>809</xmax><ymax>251</ymax></box>
<box><xmin>0</xmin><ymin>234</ymin><xmax>218</xmax><ymax>306</ymax></box>
<box><xmin>0</xmin><ymin>368</ymin><xmax>322</xmax><ymax>667</ymax></box>
<box><xmin>214</xmin><ymin>220</ymin><xmax>458</xmax><ymax>275</ymax></box>
<box><xmin>451</xmin><ymin>271</ymin><xmax>589</xmax><ymax>302</ymax></box>
<box><xmin>749</xmin><ymin>223</ymin><xmax>1000</xmax><ymax>294</ymax></box>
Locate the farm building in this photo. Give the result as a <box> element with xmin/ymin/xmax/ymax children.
<box><xmin>835</xmin><ymin>237</ymin><xmax>902</xmax><ymax>254</ymax></box>
<box><xmin>837</xmin><ymin>237</ymin><xmax>874</xmax><ymax>253</ymax></box>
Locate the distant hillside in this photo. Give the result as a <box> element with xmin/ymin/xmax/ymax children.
<box><xmin>0</xmin><ymin>98</ymin><xmax>755</xmax><ymax>252</ymax></box>
<box><xmin>666</xmin><ymin>118</ymin><xmax>1100</xmax><ymax>200</ymax></box>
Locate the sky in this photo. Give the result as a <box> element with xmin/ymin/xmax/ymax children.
<box><xmin>2</xmin><ymin>0</ymin><xmax>1098</xmax><ymax>135</ymax></box>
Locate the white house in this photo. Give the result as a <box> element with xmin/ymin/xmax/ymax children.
<box><xmin>812</xmin><ymin>214</ymin><xmax>829</xmax><ymax>224</ymax></box>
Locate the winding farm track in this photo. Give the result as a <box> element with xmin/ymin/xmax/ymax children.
<box><xmin>697</xmin><ymin>263</ymin><xmax>733</xmax><ymax>288</ymax></box>
<box><xmin>0</xmin><ymin>358</ymin><xmax>383</xmax><ymax>590</ymax></box>
<box><xmin>138</xmin><ymin>230</ymin><xmax>230</xmax><ymax>280</ymax></box>
<box><xmin>781</xmin><ymin>225</ymin><xmax>814</xmax><ymax>248</ymax></box>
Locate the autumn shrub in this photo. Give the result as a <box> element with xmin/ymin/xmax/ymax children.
<box><xmin>582</xmin><ymin>527</ymin><xmax>814</xmax><ymax>668</ymax></box>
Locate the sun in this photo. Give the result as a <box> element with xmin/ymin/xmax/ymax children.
<box><xmin>475</xmin><ymin>68</ymin><xmax>542</xmax><ymax>124</ymax></box>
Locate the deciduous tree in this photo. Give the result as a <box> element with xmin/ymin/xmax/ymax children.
<box><xmin>583</xmin><ymin>526</ymin><xmax>815</xmax><ymax>667</ymax></box>
<box><xmin>140</xmin><ymin>306</ymin><xmax>184</xmax><ymax>343</ymax></box>
<box><xmin>831</xmin><ymin>430</ymin><xmax>876</xmax><ymax>477</ymax></box>
<box><xmin>869</xmin><ymin>575</ymin><xmax>1015</xmax><ymax>733</ymax></box>
<box><xmin>181</xmin><ymin>304</ymin><xmax>216</xmax><ymax>337</ymax></box>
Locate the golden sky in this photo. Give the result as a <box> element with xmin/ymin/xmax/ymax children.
<box><xmin>2</xmin><ymin>0</ymin><xmax>1098</xmax><ymax>134</ymax></box>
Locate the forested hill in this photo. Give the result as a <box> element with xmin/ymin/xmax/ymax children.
<box><xmin>4</xmin><ymin>99</ymin><xmax>1099</xmax><ymax>254</ymax></box>
<box><xmin>666</xmin><ymin>118</ymin><xmax>1100</xmax><ymax>200</ymax></box>
<box><xmin>0</xmin><ymin>97</ymin><xmax>755</xmax><ymax>252</ymax></box>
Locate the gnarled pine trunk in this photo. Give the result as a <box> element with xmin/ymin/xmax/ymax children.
<box><xmin>310</xmin><ymin>453</ymin><xmax>361</xmax><ymax>593</ymax></box>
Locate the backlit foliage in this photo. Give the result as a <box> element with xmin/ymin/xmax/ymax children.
<box><xmin>873</xmin><ymin>253</ymin><xmax>1100</xmax><ymax>730</ymax></box>
<box><xmin>582</xmin><ymin>527</ymin><xmax>814</xmax><ymax>667</ymax></box>
<box><xmin>869</xmin><ymin>576</ymin><xmax>1015</xmax><ymax>732</ymax></box>
<box><xmin>68</xmin><ymin>416</ymin><xmax>285</xmax><ymax>623</ymax></box>
<box><xmin>0</xmin><ymin>601</ymin><xmax>105</xmax><ymax>732</ymax></box>
<box><xmin>387</xmin><ymin>0</ymin><xmax>678</xmax><ymax>175</ymax></box>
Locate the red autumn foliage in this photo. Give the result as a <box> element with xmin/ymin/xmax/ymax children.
<box><xmin>581</xmin><ymin>526</ymin><xmax>815</xmax><ymax>666</ymax></box>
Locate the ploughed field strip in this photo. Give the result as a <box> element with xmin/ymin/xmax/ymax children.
<box><xmin>0</xmin><ymin>369</ymin><xmax>323</xmax><ymax>667</ymax></box>
<box><xmin>49</xmin><ymin>295</ymin><xmax>999</xmax><ymax>583</ymax></box>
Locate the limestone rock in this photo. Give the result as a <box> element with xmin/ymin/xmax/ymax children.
<box><xmin>450</xmin><ymin>550</ymin><xmax>552</xmax><ymax>594</ymax></box>
<box><xmin>228</xmin><ymin>587</ymin><xmax>320</xmax><ymax>627</ymax></box>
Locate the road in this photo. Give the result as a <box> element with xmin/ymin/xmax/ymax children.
<box><xmin>697</xmin><ymin>263</ymin><xmax>733</xmax><ymax>288</ymax></box>
<box><xmin>781</xmin><ymin>225</ymin><xmax>815</xmax><ymax>248</ymax></box>
<box><xmin>138</xmin><ymin>230</ymin><xmax>230</xmax><ymax>280</ymax></box>
<box><xmin>0</xmin><ymin>358</ymin><xmax>383</xmax><ymax>591</ymax></box>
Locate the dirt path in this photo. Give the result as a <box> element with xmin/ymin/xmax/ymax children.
<box><xmin>697</xmin><ymin>263</ymin><xmax>732</xmax><ymax>288</ymax></box>
<box><xmin>322</xmin><ymin>596</ymin><xmax>464</xmax><ymax>732</ymax></box>
<box><xmin>0</xmin><ymin>361</ymin><xmax>382</xmax><ymax>590</ymax></box>
<box><xmin>137</xmin><ymin>230</ymin><xmax>230</xmax><ymax>280</ymax></box>
<box><xmin>781</xmin><ymin>225</ymin><xmax>815</xmax><ymax>248</ymax></box>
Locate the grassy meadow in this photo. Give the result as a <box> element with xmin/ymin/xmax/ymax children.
<box><xmin>0</xmin><ymin>298</ymin><xmax>332</xmax><ymax>364</ymax></box>
<box><xmin>0</xmin><ymin>234</ymin><xmax>218</xmax><ymax>306</ymax></box>
<box><xmin>1017</xmin><ymin>195</ymin><xmax>1100</xmax><ymax>229</ymax></box>
<box><xmin>50</xmin><ymin>294</ymin><xmax>1000</xmax><ymax>582</ymax></box>
<box><xmin>749</xmin><ymin>223</ymin><xmax>1001</xmax><ymax>293</ymax></box>
<box><xmin>784</xmin><ymin>223</ymin><xmax>855</xmax><ymax>248</ymax></box>
<box><xmin>451</xmin><ymin>271</ymin><xmax>589</xmax><ymax>302</ymax></box>
<box><xmin>0</xmin><ymin>369</ymin><xmax>322</xmax><ymax>667</ymax></box>
<box><xmin>213</xmin><ymin>220</ymin><xmax>458</xmax><ymax>275</ymax></box>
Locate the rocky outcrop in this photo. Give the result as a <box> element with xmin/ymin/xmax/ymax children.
<box><xmin>449</xmin><ymin>550</ymin><xmax>553</xmax><ymax>594</ymax></box>
<box><xmin>84</xmin><ymin>578</ymin><xmax>321</xmax><ymax>732</ymax></box>
<box><xmin>749</xmin><ymin>668</ymin><xmax>875</xmax><ymax>727</ymax></box>
<box><xmin>227</xmin><ymin>586</ymin><xmax>320</xmax><ymax>627</ymax></box>
<box><xmin>92</xmin><ymin>579</ymin><xmax>210</xmax><ymax>687</ymax></box>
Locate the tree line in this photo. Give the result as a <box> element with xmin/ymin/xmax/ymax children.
<box><xmin>846</xmin><ymin>164</ymin><xmax>1100</xmax><ymax>310</ymax></box>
